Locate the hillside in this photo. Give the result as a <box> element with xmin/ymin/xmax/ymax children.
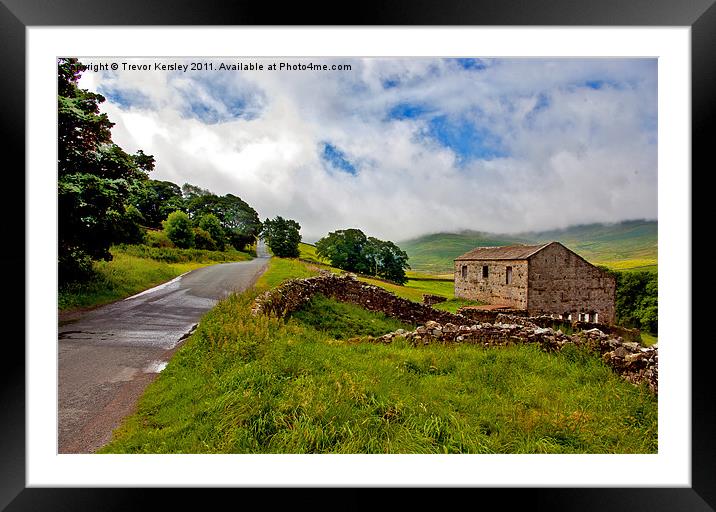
<box><xmin>399</xmin><ymin>220</ymin><xmax>657</xmax><ymax>274</ymax></box>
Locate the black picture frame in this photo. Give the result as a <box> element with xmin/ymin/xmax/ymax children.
<box><xmin>4</xmin><ymin>0</ymin><xmax>707</xmax><ymax>509</ymax></box>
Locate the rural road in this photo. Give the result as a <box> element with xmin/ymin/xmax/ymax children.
<box><xmin>58</xmin><ymin>247</ymin><xmax>270</xmax><ymax>453</ymax></box>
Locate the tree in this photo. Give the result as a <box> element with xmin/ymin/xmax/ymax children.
<box><xmin>58</xmin><ymin>58</ymin><xmax>154</xmax><ymax>282</ymax></box>
<box><xmin>192</xmin><ymin>227</ymin><xmax>217</xmax><ymax>251</ymax></box>
<box><xmin>611</xmin><ymin>269</ymin><xmax>658</xmax><ymax>334</ymax></box>
<box><xmin>131</xmin><ymin>180</ymin><xmax>184</xmax><ymax>228</ymax></box>
<box><xmin>163</xmin><ymin>211</ymin><xmax>195</xmax><ymax>248</ymax></box>
<box><xmin>197</xmin><ymin>213</ymin><xmax>226</xmax><ymax>251</ymax></box>
<box><xmin>366</xmin><ymin>237</ymin><xmax>410</xmax><ymax>284</ymax></box>
<box><xmin>261</xmin><ymin>216</ymin><xmax>301</xmax><ymax>258</ymax></box>
<box><xmin>184</xmin><ymin>190</ymin><xmax>262</xmax><ymax>251</ymax></box>
<box><xmin>316</xmin><ymin>229</ymin><xmax>410</xmax><ymax>283</ymax></box>
<box><xmin>181</xmin><ymin>183</ymin><xmax>212</xmax><ymax>201</ymax></box>
<box><xmin>315</xmin><ymin>229</ymin><xmax>371</xmax><ymax>274</ymax></box>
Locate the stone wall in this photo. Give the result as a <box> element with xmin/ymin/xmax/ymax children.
<box><xmin>528</xmin><ymin>243</ymin><xmax>616</xmax><ymax>324</ymax></box>
<box><xmin>364</xmin><ymin>317</ymin><xmax>657</xmax><ymax>394</ymax></box>
<box><xmin>422</xmin><ymin>294</ymin><xmax>447</xmax><ymax>306</ymax></box>
<box><xmin>252</xmin><ymin>272</ymin><xmax>656</xmax><ymax>394</ymax></box>
<box><xmin>455</xmin><ymin>259</ymin><xmax>528</xmax><ymax>308</ymax></box>
<box><xmin>252</xmin><ymin>272</ymin><xmax>475</xmax><ymax>327</ymax></box>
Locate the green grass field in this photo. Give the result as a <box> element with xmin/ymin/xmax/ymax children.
<box><xmin>58</xmin><ymin>244</ymin><xmax>252</xmax><ymax>312</ymax></box>
<box><xmin>298</xmin><ymin>242</ymin><xmax>332</xmax><ymax>265</ymax></box>
<box><xmin>99</xmin><ymin>257</ymin><xmax>657</xmax><ymax>454</ymax></box>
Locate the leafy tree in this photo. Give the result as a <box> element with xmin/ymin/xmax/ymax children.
<box><xmin>315</xmin><ymin>229</ymin><xmax>372</xmax><ymax>274</ymax></box>
<box><xmin>58</xmin><ymin>58</ymin><xmax>154</xmax><ymax>282</ymax></box>
<box><xmin>366</xmin><ymin>237</ymin><xmax>410</xmax><ymax>284</ymax></box>
<box><xmin>316</xmin><ymin>229</ymin><xmax>410</xmax><ymax>283</ymax></box>
<box><xmin>163</xmin><ymin>211</ymin><xmax>195</xmax><ymax>248</ymax></box>
<box><xmin>192</xmin><ymin>227</ymin><xmax>217</xmax><ymax>251</ymax></box>
<box><xmin>610</xmin><ymin>270</ymin><xmax>658</xmax><ymax>334</ymax></box>
<box><xmin>261</xmin><ymin>216</ymin><xmax>301</xmax><ymax>258</ymax></box>
<box><xmin>131</xmin><ymin>180</ymin><xmax>184</xmax><ymax>228</ymax></box>
<box><xmin>184</xmin><ymin>191</ymin><xmax>261</xmax><ymax>251</ymax></box>
<box><xmin>181</xmin><ymin>183</ymin><xmax>212</xmax><ymax>201</ymax></box>
<box><xmin>197</xmin><ymin>214</ymin><xmax>225</xmax><ymax>251</ymax></box>
<box><xmin>113</xmin><ymin>205</ymin><xmax>147</xmax><ymax>245</ymax></box>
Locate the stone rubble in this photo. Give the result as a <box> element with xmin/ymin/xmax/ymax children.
<box><xmin>364</xmin><ymin>318</ymin><xmax>657</xmax><ymax>395</ymax></box>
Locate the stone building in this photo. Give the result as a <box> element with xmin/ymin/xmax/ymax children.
<box><xmin>454</xmin><ymin>242</ymin><xmax>616</xmax><ymax>324</ymax></box>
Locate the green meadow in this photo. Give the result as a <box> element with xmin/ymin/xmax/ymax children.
<box><xmin>99</xmin><ymin>257</ymin><xmax>657</xmax><ymax>454</ymax></box>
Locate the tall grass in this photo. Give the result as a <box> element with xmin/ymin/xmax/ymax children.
<box><xmin>114</xmin><ymin>243</ymin><xmax>252</xmax><ymax>264</ymax></box>
<box><xmin>99</xmin><ymin>257</ymin><xmax>657</xmax><ymax>454</ymax></box>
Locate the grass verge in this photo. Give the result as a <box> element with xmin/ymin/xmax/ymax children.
<box><xmin>58</xmin><ymin>244</ymin><xmax>252</xmax><ymax>311</ymax></box>
<box><xmin>99</xmin><ymin>257</ymin><xmax>657</xmax><ymax>454</ymax></box>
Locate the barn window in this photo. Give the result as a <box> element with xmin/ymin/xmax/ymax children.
<box><xmin>594</xmin><ymin>313</ymin><xmax>599</xmax><ymax>323</ymax></box>
<box><xmin>461</xmin><ymin>265</ymin><xmax>467</xmax><ymax>279</ymax></box>
<box><xmin>506</xmin><ymin>266</ymin><xmax>513</xmax><ymax>284</ymax></box>
<box><xmin>482</xmin><ymin>265</ymin><xmax>489</xmax><ymax>278</ymax></box>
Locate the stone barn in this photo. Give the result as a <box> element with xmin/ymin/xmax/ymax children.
<box><xmin>454</xmin><ymin>242</ymin><xmax>616</xmax><ymax>324</ymax></box>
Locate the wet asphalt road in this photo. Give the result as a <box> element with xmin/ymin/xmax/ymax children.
<box><xmin>58</xmin><ymin>251</ymin><xmax>270</xmax><ymax>453</ymax></box>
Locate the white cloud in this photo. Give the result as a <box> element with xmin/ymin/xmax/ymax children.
<box><xmin>77</xmin><ymin>57</ymin><xmax>657</xmax><ymax>242</ymax></box>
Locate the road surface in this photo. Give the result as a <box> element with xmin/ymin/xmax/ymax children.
<box><xmin>58</xmin><ymin>249</ymin><xmax>269</xmax><ymax>453</ymax></box>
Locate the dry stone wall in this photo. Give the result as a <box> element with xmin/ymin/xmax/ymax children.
<box><xmin>252</xmin><ymin>272</ymin><xmax>657</xmax><ymax>394</ymax></box>
<box><xmin>365</xmin><ymin>317</ymin><xmax>658</xmax><ymax>394</ymax></box>
<box><xmin>422</xmin><ymin>294</ymin><xmax>447</xmax><ymax>306</ymax></box>
<box><xmin>252</xmin><ymin>272</ymin><xmax>475</xmax><ymax>327</ymax></box>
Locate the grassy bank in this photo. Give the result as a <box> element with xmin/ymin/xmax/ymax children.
<box><xmin>99</xmin><ymin>257</ymin><xmax>657</xmax><ymax>454</ymax></box>
<box><xmin>58</xmin><ymin>244</ymin><xmax>252</xmax><ymax>312</ymax></box>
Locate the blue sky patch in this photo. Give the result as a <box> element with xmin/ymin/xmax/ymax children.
<box><xmin>176</xmin><ymin>77</ymin><xmax>265</xmax><ymax>124</ymax></box>
<box><xmin>381</xmin><ymin>77</ymin><xmax>401</xmax><ymax>89</ymax></box>
<box><xmin>321</xmin><ymin>142</ymin><xmax>357</xmax><ymax>175</ymax></box>
<box><xmin>426</xmin><ymin>115</ymin><xmax>507</xmax><ymax>162</ymax></box>
<box><xmin>387</xmin><ymin>102</ymin><xmax>433</xmax><ymax>121</ymax></box>
<box><xmin>97</xmin><ymin>86</ymin><xmax>152</xmax><ymax>110</ymax></box>
<box><xmin>583</xmin><ymin>79</ymin><xmax>621</xmax><ymax>90</ymax></box>
<box><xmin>525</xmin><ymin>93</ymin><xmax>551</xmax><ymax>125</ymax></box>
<box><xmin>451</xmin><ymin>58</ymin><xmax>487</xmax><ymax>71</ymax></box>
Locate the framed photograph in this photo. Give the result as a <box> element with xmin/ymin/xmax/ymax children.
<box><xmin>7</xmin><ymin>0</ymin><xmax>709</xmax><ymax>508</ymax></box>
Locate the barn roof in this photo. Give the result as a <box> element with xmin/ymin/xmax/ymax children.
<box><xmin>454</xmin><ymin>242</ymin><xmax>553</xmax><ymax>261</ymax></box>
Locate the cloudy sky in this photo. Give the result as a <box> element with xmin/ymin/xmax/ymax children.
<box><xmin>77</xmin><ymin>57</ymin><xmax>657</xmax><ymax>243</ymax></box>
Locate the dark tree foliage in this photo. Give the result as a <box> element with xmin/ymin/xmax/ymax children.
<box><xmin>197</xmin><ymin>213</ymin><xmax>225</xmax><ymax>251</ymax></box>
<box><xmin>131</xmin><ymin>180</ymin><xmax>184</xmax><ymax>228</ymax></box>
<box><xmin>58</xmin><ymin>58</ymin><xmax>154</xmax><ymax>282</ymax></box>
<box><xmin>163</xmin><ymin>211</ymin><xmax>195</xmax><ymax>249</ymax></box>
<box><xmin>261</xmin><ymin>216</ymin><xmax>301</xmax><ymax>258</ymax></box>
<box><xmin>184</xmin><ymin>191</ymin><xmax>261</xmax><ymax>251</ymax></box>
<box><xmin>181</xmin><ymin>183</ymin><xmax>212</xmax><ymax>201</ymax></box>
<box><xmin>316</xmin><ymin>229</ymin><xmax>371</xmax><ymax>274</ymax></box>
<box><xmin>599</xmin><ymin>267</ymin><xmax>658</xmax><ymax>334</ymax></box>
<box><xmin>316</xmin><ymin>229</ymin><xmax>410</xmax><ymax>284</ymax></box>
<box><xmin>614</xmin><ymin>270</ymin><xmax>658</xmax><ymax>334</ymax></box>
<box><xmin>366</xmin><ymin>237</ymin><xmax>411</xmax><ymax>284</ymax></box>
<box><xmin>192</xmin><ymin>227</ymin><xmax>217</xmax><ymax>251</ymax></box>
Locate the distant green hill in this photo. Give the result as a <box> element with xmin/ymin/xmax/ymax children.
<box><xmin>399</xmin><ymin>220</ymin><xmax>657</xmax><ymax>274</ymax></box>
